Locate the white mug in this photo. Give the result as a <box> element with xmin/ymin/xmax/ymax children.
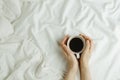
<box><xmin>67</xmin><ymin>36</ymin><xmax>85</xmax><ymax>59</ymax></box>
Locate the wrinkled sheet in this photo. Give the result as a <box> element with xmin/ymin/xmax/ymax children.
<box><xmin>0</xmin><ymin>0</ymin><xmax>120</xmax><ymax>80</ymax></box>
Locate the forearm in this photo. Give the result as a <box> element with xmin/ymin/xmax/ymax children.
<box><xmin>79</xmin><ymin>61</ymin><xmax>91</xmax><ymax>80</ymax></box>
<box><xmin>64</xmin><ymin>65</ymin><xmax>77</xmax><ymax>80</ymax></box>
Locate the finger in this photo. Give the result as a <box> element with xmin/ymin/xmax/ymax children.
<box><xmin>79</xmin><ymin>34</ymin><xmax>82</xmax><ymax>37</ymax></box>
<box><xmin>88</xmin><ymin>37</ymin><xmax>93</xmax><ymax>51</ymax></box>
<box><xmin>61</xmin><ymin>44</ymin><xmax>68</xmax><ymax>57</ymax></box>
<box><xmin>79</xmin><ymin>33</ymin><xmax>86</xmax><ymax>36</ymax></box>
<box><xmin>86</xmin><ymin>40</ymin><xmax>90</xmax><ymax>49</ymax></box>
<box><xmin>61</xmin><ymin>44</ymin><xmax>75</xmax><ymax>57</ymax></box>
<box><xmin>80</xmin><ymin>34</ymin><xmax>91</xmax><ymax>41</ymax></box>
<box><xmin>79</xmin><ymin>34</ymin><xmax>92</xmax><ymax>47</ymax></box>
<box><xmin>90</xmin><ymin>40</ymin><xmax>94</xmax><ymax>53</ymax></box>
<box><xmin>62</xmin><ymin>43</ymin><xmax>71</xmax><ymax>54</ymax></box>
<box><xmin>61</xmin><ymin>35</ymin><xmax>69</xmax><ymax>45</ymax></box>
<box><xmin>81</xmin><ymin>34</ymin><xmax>93</xmax><ymax>49</ymax></box>
<box><xmin>60</xmin><ymin>36</ymin><xmax>68</xmax><ymax>52</ymax></box>
<box><xmin>84</xmin><ymin>40</ymin><xmax>90</xmax><ymax>53</ymax></box>
<box><xmin>60</xmin><ymin>35</ymin><xmax>70</xmax><ymax>56</ymax></box>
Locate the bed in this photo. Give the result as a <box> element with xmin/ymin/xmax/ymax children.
<box><xmin>0</xmin><ymin>0</ymin><xmax>120</xmax><ymax>80</ymax></box>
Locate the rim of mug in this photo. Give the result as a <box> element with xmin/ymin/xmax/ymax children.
<box><xmin>67</xmin><ymin>36</ymin><xmax>86</xmax><ymax>54</ymax></box>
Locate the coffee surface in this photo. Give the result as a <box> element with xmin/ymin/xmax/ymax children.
<box><xmin>69</xmin><ymin>38</ymin><xmax>84</xmax><ymax>52</ymax></box>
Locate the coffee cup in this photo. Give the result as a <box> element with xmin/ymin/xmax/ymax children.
<box><xmin>67</xmin><ymin>36</ymin><xmax>85</xmax><ymax>59</ymax></box>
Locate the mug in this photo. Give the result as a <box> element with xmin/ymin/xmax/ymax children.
<box><xmin>67</xmin><ymin>36</ymin><xmax>85</xmax><ymax>59</ymax></box>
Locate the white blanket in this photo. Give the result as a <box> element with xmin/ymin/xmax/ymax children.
<box><xmin>0</xmin><ymin>0</ymin><xmax>120</xmax><ymax>80</ymax></box>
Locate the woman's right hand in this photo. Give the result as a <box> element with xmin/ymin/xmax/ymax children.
<box><xmin>60</xmin><ymin>35</ymin><xmax>78</xmax><ymax>69</ymax></box>
<box><xmin>60</xmin><ymin>35</ymin><xmax>78</xmax><ymax>80</ymax></box>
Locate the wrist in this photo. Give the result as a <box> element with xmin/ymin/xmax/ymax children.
<box><xmin>67</xmin><ymin>67</ymin><xmax>77</xmax><ymax>77</ymax></box>
<box><xmin>79</xmin><ymin>60</ymin><xmax>89</xmax><ymax>68</ymax></box>
<box><xmin>67</xmin><ymin>64</ymin><xmax>78</xmax><ymax>74</ymax></box>
<box><xmin>68</xmin><ymin>61</ymin><xmax>78</xmax><ymax>69</ymax></box>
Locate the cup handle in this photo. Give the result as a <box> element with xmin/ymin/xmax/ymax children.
<box><xmin>75</xmin><ymin>53</ymin><xmax>80</xmax><ymax>59</ymax></box>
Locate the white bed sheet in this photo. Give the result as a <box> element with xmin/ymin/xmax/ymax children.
<box><xmin>0</xmin><ymin>0</ymin><xmax>120</xmax><ymax>80</ymax></box>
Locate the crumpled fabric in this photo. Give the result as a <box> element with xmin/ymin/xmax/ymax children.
<box><xmin>0</xmin><ymin>0</ymin><xmax>120</xmax><ymax>80</ymax></box>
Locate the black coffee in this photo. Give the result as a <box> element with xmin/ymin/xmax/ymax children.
<box><xmin>69</xmin><ymin>38</ymin><xmax>84</xmax><ymax>52</ymax></box>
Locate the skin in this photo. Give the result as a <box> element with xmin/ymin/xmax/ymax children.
<box><xmin>60</xmin><ymin>34</ymin><xmax>93</xmax><ymax>80</ymax></box>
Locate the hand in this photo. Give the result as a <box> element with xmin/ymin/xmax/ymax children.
<box><xmin>79</xmin><ymin>34</ymin><xmax>93</xmax><ymax>66</ymax></box>
<box><xmin>79</xmin><ymin>34</ymin><xmax>93</xmax><ymax>80</ymax></box>
<box><xmin>60</xmin><ymin>35</ymin><xmax>78</xmax><ymax>69</ymax></box>
<box><xmin>60</xmin><ymin>35</ymin><xmax>78</xmax><ymax>80</ymax></box>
